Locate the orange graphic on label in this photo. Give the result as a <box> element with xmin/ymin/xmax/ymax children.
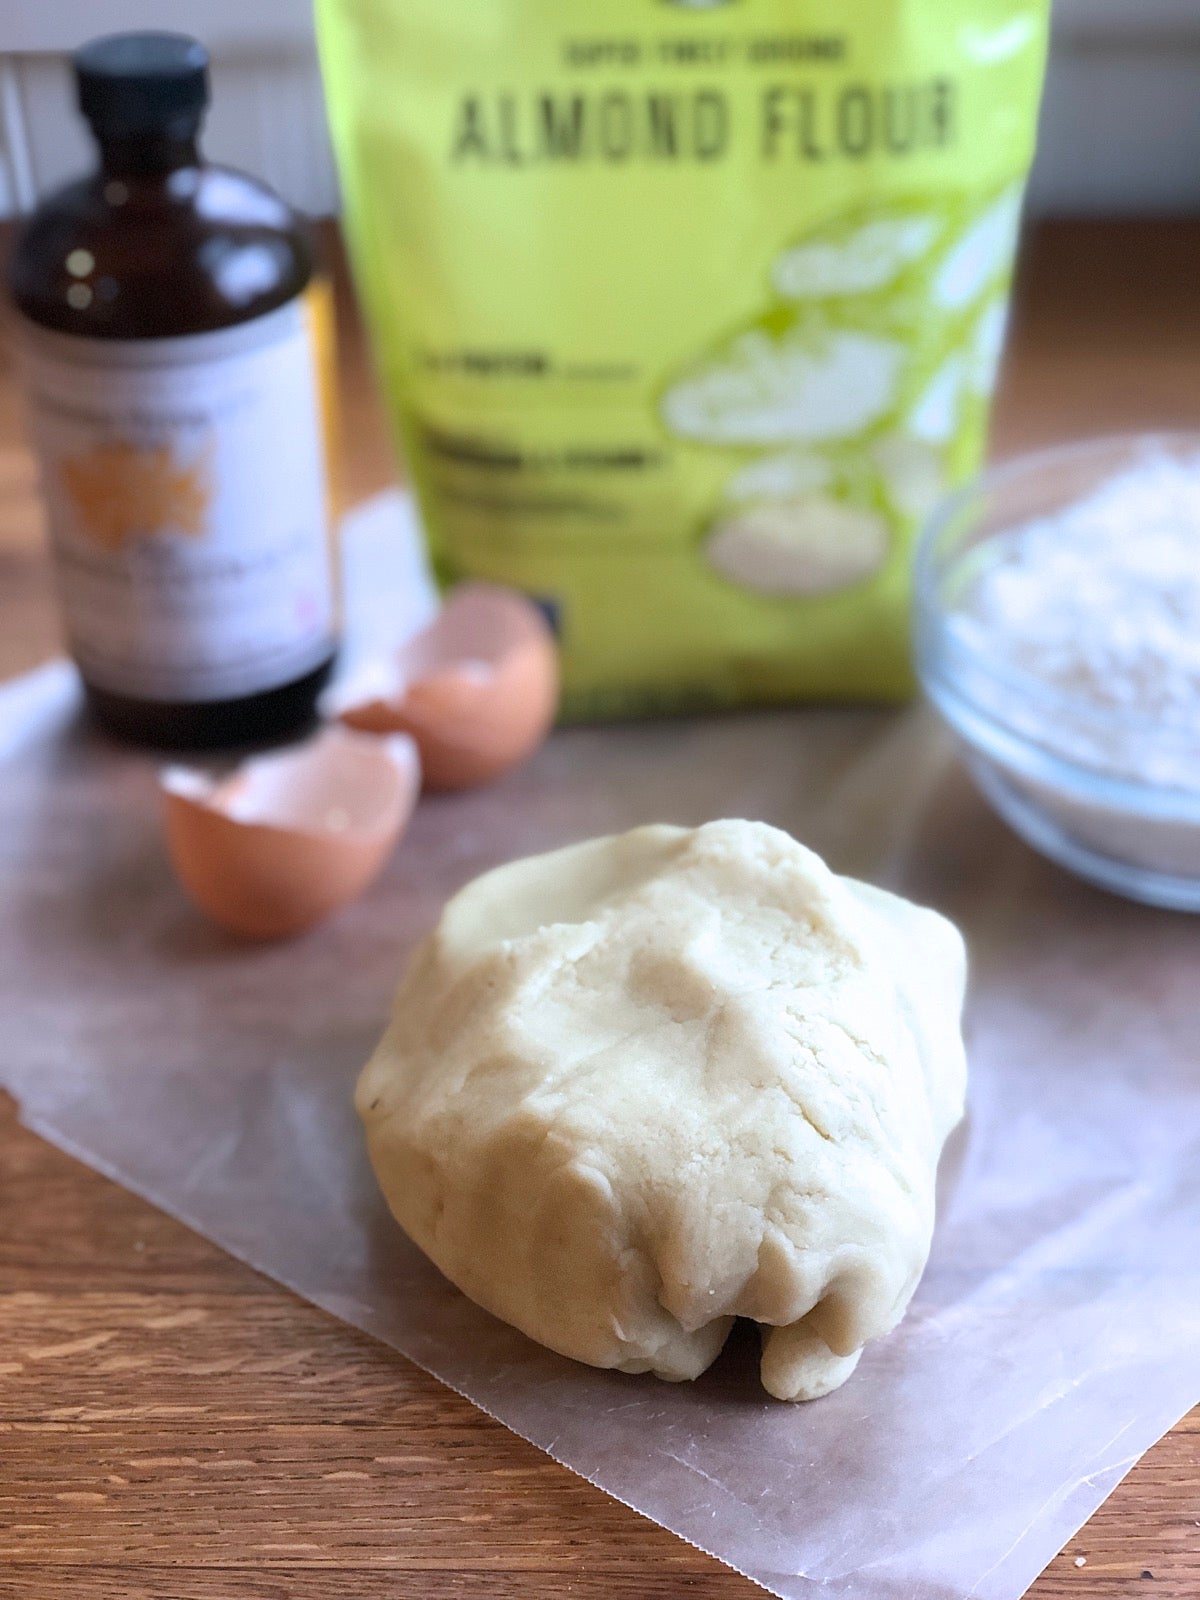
<box><xmin>61</xmin><ymin>438</ymin><xmax>212</xmax><ymax>549</ymax></box>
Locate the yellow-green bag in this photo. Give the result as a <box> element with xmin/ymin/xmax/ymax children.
<box><xmin>317</xmin><ymin>0</ymin><xmax>1050</xmax><ymax>718</ymax></box>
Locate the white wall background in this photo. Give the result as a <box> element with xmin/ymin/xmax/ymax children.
<box><xmin>2</xmin><ymin>0</ymin><xmax>1199</xmax><ymax>219</ymax></box>
<box><xmin>1031</xmin><ymin>0</ymin><xmax>1200</xmax><ymax>214</ymax></box>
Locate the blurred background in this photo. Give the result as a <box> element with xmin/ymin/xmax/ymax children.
<box><xmin>2</xmin><ymin>0</ymin><xmax>1199</xmax><ymax>683</ymax></box>
<box><xmin>3</xmin><ymin>0</ymin><xmax>1200</xmax><ymax>219</ymax></box>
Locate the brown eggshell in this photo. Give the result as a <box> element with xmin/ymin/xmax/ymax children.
<box><xmin>334</xmin><ymin>583</ymin><xmax>559</xmax><ymax>790</ymax></box>
<box><xmin>162</xmin><ymin>726</ymin><xmax>420</xmax><ymax>940</ymax></box>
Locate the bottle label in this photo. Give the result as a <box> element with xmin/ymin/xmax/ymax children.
<box><xmin>18</xmin><ymin>287</ymin><xmax>338</xmax><ymax>703</ymax></box>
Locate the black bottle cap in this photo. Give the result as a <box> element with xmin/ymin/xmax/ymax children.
<box><xmin>75</xmin><ymin>32</ymin><xmax>209</xmax><ymax>139</ymax></box>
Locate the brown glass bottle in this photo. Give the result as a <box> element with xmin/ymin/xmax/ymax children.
<box><xmin>7</xmin><ymin>32</ymin><xmax>339</xmax><ymax>748</ymax></box>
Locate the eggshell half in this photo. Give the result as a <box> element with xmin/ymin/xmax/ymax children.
<box><xmin>162</xmin><ymin>727</ymin><xmax>421</xmax><ymax>940</ymax></box>
<box><xmin>332</xmin><ymin>583</ymin><xmax>559</xmax><ymax>790</ymax></box>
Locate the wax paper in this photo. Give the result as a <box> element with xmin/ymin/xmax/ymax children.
<box><xmin>2</xmin><ymin>493</ymin><xmax>1198</xmax><ymax>1600</ymax></box>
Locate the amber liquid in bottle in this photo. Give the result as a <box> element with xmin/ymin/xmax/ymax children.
<box><xmin>7</xmin><ymin>33</ymin><xmax>338</xmax><ymax>747</ymax></box>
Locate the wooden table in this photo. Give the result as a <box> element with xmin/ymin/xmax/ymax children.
<box><xmin>2</xmin><ymin>222</ymin><xmax>1198</xmax><ymax>1600</ymax></box>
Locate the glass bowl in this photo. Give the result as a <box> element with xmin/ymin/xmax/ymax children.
<box><xmin>913</xmin><ymin>433</ymin><xmax>1200</xmax><ymax>912</ymax></box>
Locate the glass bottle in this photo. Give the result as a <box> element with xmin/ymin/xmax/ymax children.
<box><xmin>7</xmin><ymin>31</ymin><xmax>339</xmax><ymax>747</ymax></box>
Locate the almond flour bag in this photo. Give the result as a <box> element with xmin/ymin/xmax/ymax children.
<box><xmin>317</xmin><ymin>0</ymin><xmax>1050</xmax><ymax>717</ymax></box>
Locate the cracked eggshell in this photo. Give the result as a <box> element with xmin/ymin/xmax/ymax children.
<box><xmin>333</xmin><ymin>583</ymin><xmax>559</xmax><ymax>791</ymax></box>
<box><xmin>162</xmin><ymin>726</ymin><xmax>421</xmax><ymax>940</ymax></box>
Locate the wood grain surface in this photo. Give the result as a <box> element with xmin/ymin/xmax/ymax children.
<box><xmin>2</xmin><ymin>222</ymin><xmax>1199</xmax><ymax>1600</ymax></box>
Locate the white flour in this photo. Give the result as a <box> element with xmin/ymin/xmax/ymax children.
<box><xmin>941</xmin><ymin>448</ymin><xmax>1200</xmax><ymax>892</ymax></box>
<box><xmin>951</xmin><ymin>450</ymin><xmax>1200</xmax><ymax>794</ymax></box>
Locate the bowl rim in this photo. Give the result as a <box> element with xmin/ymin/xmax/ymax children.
<box><xmin>913</xmin><ymin>430</ymin><xmax>1200</xmax><ymax>754</ymax></box>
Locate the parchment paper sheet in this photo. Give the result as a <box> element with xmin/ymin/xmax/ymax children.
<box><xmin>2</xmin><ymin>493</ymin><xmax>1198</xmax><ymax>1600</ymax></box>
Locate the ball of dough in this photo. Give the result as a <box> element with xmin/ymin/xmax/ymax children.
<box><xmin>358</xmin><ymin>821</ymin><xmax>967</xmax><ymax>1401</ymax></box>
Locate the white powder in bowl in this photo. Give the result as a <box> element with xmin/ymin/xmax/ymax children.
<box><xmin>942</xmin><ymin>448</ymin><xmax>1200</xmax><ymax>891</ymax></box>
<box><xmin>950</xmin><ymin>451</ymin><xmax>1200</xmax><ymax>791</ymax></box>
